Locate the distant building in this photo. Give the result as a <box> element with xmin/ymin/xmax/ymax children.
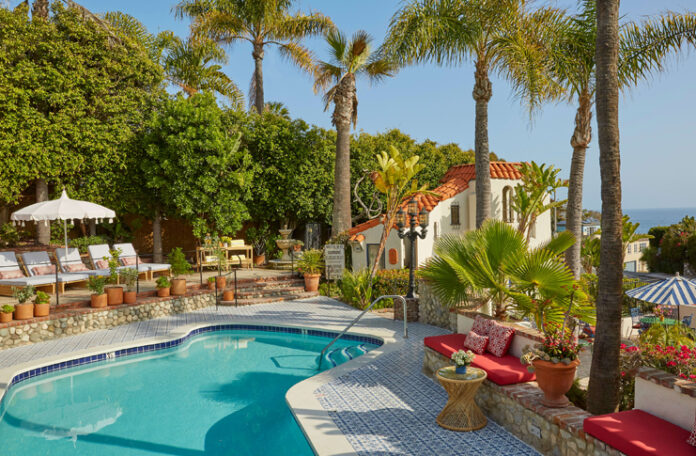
<box><xmin>556</xmin><ymin>219</ymin><xmax>601</xmax><ymax>237</ymax></box>
<box><xmin>625</xmin><ymin>239</ymin><xmax>649</xmax><ymax>273</ymax></box>
<box><xmin>346</xmin><ymin>162</ymin><xmax>554</xmax><ymax>271</ymax></box>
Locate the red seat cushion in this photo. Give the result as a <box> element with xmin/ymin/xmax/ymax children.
<box><xmin>584</xmin><ymin>410</ymin><xmax>694</xmax><ymax>456</ymax></box>
<box><xmin>423</xmin><ymin>334</ymin><xmax>535</xmax><ymax>385</ymax></box>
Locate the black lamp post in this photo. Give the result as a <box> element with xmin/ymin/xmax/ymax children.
<box><xmin>397</xmin><ymin>198</ymin><xmax>429</xmax><ymax>298</ymax></box>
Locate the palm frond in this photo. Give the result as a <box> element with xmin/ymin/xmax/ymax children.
<box><xmin>271</xmin><ymin>11</ymin><xmax>335</xmax><ymax>41</ymax></box>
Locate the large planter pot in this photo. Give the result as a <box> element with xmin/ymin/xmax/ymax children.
<box><xmin>90</xmin><ymin>294</ymin><xmax>107</xmax><ymax>309</ymax></box>
<box><xmin>222</xmin><ymin>290</ymin><xmax>235</xmax><ymax>301</ymax></box>
<box><xmin>215</xmin><ymin>276</ymin><xmax>226</xmax><ymax>290</ymax></box>
<box><xmin>207</xmin><ymin>281</ymin><xmax>215</xmax><ymax>290</ymax></box>
<box><xmin>34</xmin><ymin>303</ymin><xmax>50</xmax><ymax>317</ymax></box>
<box><xmin>171</xmin><ymin>278</ymin><xmax>187</xmax><ymax>296</ymax></box>
<box><xmin>106</xmin><ymin>286</ymin><xmax>124</xmax><ymax>306</ymax></box>
<box><xmin>253</xmin><ymin>254</ymin><xmax>265</xmax><ymax>266</ymax></box>
<box><xmin>123</xmin><ymin>291</ymin><xmax>137</xmax><ymax>305</ymax></box>
<box><xmin>533</xmin><ymin>359</ymin><xmax>580</xmax><ymax>408</ymax></box>
<box><xmin>0</xmin><ymin>312</ymin><xmax>12</xmax><ymax>323</ymax></box>
<box><xmin>157</xmin><ymin>287</ymin><xmax>170</xmax><ymax>298</ymax></box>
<box><xmin>14</xmin><ymin>303</ymin><xmax>34</xmax><ymax>320</ymax></box>
<box><xmin>303</xmin><ymin>273</ymin><xmax>320</xmax><ymax>292</ymax></box>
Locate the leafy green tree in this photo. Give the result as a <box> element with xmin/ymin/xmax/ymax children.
<box><xmin>175</xmin><ymin>0</ymin><xmax>334</xmax><ymax>114</ymax></box>
<box><xmin>314</xmin><ymin>30</ymin><xmax>397</xmax><ymax>237</ymax></box>
<box><xmin>141</xmin><ymin>93</ymin><xmax>253</xmax><ymax>239</ymax></box>
<box><xmin>511</xmin><ymin>162</ymin><xmax>567</xmax><ymax>241</ymax></box>
<box><xmin>384</xmin><ymin>0</ymin><xmax>564</xmax><ymax>228</ymax></box>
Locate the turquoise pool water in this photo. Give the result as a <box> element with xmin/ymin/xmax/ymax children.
<box><xmin>0</xmin><ymin>328</ymin><xmax>378</xmax><ymax>455</ymax></box>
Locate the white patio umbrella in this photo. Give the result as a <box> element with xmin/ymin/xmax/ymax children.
<box><xmin>10</xmin><ymin>189</ymin><xmax>116</xmax><ymax>249</ymax></box>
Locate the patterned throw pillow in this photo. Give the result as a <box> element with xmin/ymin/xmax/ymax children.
<box><xmin>121</xmin><ymin>257</ymin><xmax>138</xmax><ymax>266</ymax></box>
<box><xmin>0</xmin><ymin>269</ymin><xmax>24</xmax><ymax>279</ymax></box>
<box><xmin>65</xmin><ymin>263</ymin><xmax>89</xmax><ymax>272</ymax></box>
<box><xmin>487</xmin><ymin>322</ymin><xmax>516</xmax><ymax>357</ymax></box>
<box><xmin>95</xmin><ymin>260</ymin><xmax>109</xmax><ymax>270</ymax></box>
<box><xmin>471</xmin><ymin>315</ymin><xmax>494</xmax><ymax>336</ymax></box>
<box><xmin>463</xmin><ymin>330</ymin><xmax>489</xmax><ymax>355</ymax></box>
<box><xmin>31</xmin><ymin>265</ymin><xmax>56</xmax><ymax>276</ymax></box>
<box><xmin>688</xmin><ymin>415</ymin><xmax>696</xmax><ymax>447</ymax></box>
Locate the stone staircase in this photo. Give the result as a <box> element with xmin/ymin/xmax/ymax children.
<box><xmin>217</xmin><ymin>274</ymin><xmax>318</xmax><ymax>306</ymax></box>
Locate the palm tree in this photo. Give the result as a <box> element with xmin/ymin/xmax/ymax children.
<box><xmin>550</xmin><ymin>1</ymin><xmax>696</xmax><ymax>279</ymax></box>
<box><xmin>383</xmin><ymin>0</ymin><xmax>564</xmax><ymax>228</ymax></box>
<box><xmin>313</xmin><ymin>30</ymin><xmax>397</xmax><ymax>237</ymax></box>
<box><xmin>175</xmin><ymin>0</ymin><xmax>334</xmax><ymax>114</ymax></box>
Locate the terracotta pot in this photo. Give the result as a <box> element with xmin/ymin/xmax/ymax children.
<box><xmin>0</xmin><ymin>312</ymin><xmax>12</xmax><ymax>323</ymax></box>
<box><xmin>222</xmin><ymin>290</ymin><xmax>235</xmax><ymax>301</ymax></box>
<box><xmin>123</xmin><ymin>291</ymin><xmax>137</xmax><ymax>304</ymax></box>
<box><xmin>253</xmin><ymin>254</ymin><xmax>265</xmax><ymax>266</ymax></box>
<box><xmin>90</xmin><ymin>294</ymin><xmax>108</xmax><ymax>309</ymax></box>
<box><xmin>207</xmin><ymin>281</ymin><xmax>215</xmax><ymax>290</ymax></box>
<box><xmin>215</xmin><ymin>276</ymin><xmax>226</xmax><ymax>290</ymax></box>
<box><xmin>14</xmin><ymin>303</ymin><xmax>34</xmax><ymax>320</ymax></box>
<box><xmin>34</xmin><ymin>303</ymin><xmax>50</xmax><ymax>317</ymax></box>
<box><xmin>106</xmin><ymin>286</ymin><xmax>124</xmax><ymax>306</ymax></box>
<box><xmin>157</xmin><ymin>287</ymin><xmax>170</xmax><ymax>298</ymax></box>
<box><xmin>303</xmin><ymin>273</ymin><xmax>321</xmax><ymax>292</ymax></box>
<box><xmin>293</xmin><ymin>244</ymin><xmax>302</xmax><ymax>252</ymax></box>
<box><xmin>533</xmin><ymin>358</ymin><xmax>580</xmax><ymax>407</ymax></box>
<box><xmin>171</xmin><ymin>278</ymin><xmax>187</xmax><ymax>296</ymax></box>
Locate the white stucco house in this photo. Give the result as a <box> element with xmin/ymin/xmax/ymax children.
<box><xmin>346</xmin><ymin>162</ymin><xmax>553</xmax><ymax>271</ymax></box>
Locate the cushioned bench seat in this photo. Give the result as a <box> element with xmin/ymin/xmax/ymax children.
<box><xmin>584</xmin><ymin>409</ymin><xmax>694</xmax><ymax>456</ymax></box>
<box><xmin>424</xmin><ymin>334</ymin><xmax>535</xmax><ymax>385</ymax></box>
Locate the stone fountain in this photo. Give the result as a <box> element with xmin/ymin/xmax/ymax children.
<box><xmin>270</xmin><ymin>226</ymin><xmax>297</xmax><ymax>269</ymax></box>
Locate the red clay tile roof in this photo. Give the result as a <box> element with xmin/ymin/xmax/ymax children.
<box><xmin>347</xmin><ymin>162</ymin><xmax>523</xmax><ymax>238</ymax></box>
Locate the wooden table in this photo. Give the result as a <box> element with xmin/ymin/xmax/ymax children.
<box><xmin>436</xmin><ymin>366</ymin><xmax>487</xmax><ymax>432</ymax></box>
<box><xmin>195</xmin><ymin>245</ymin><xmax>253</xmax><ymax>271</ymax></box>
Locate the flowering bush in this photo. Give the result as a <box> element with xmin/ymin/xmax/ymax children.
<box><xmin>521</xmin><ymin>322</ymin><xmax>582</xmax><ymax>369</ymax></box>
<box><xmin>451</xmin><ymin>349</ymin><xmax>476</xmax><ymax>367</ymax></box>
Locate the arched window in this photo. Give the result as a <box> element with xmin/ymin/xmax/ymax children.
<box><xmin>502</xmin><ymin>186</ymin><xmax>514</xmax><ymax>222</ymax></box>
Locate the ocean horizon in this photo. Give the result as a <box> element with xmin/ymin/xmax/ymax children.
<box><xmin>623</xmin><ymin>207</ymin><xmax>696</xmax><ymax>233</ymax></box>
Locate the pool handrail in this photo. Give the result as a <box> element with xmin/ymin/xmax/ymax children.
<box><xmin>317</xmin><ymin>294</ymin><xmax>407</xmax><ymax>370</ymax></box>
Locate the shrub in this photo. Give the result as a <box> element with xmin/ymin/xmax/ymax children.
<box><xmin>156</xmin><ymin>276</ymin><xmax>171</xmax><ymax>289</ymax></box>
<box><xmin>0</xmin><ymin>223</ymin><xmax>20</xmax><ymax>248</ymax></box>
<box><xmin>34</xmin><ymin>291</ymin><xmax>50</xmax><ymax>305</ymax></box>
<box><xmin>168</xmin><ymin>247</ymin><xmax>192</xmax><ymax>278</ymax></box>
<box><xmin>338</xmin><ymin>269</ymin><xmax>374</xmax><ymax>309</ymax></box>
<box><xmin>296</xmin><ymin>249</ymin><xmax>323</xmax><ymax>275</ymax></box>
<box><xmin>1</xmin><ymin>304</ymin><xmax>15</xmax><ymax>313</ymax></box>
<box><xmin>70</xmin><ymin>236</ymin><xmax>109</xmax><ymax>254</ymax></box>
<box><xmin>121</xmin><ymin>268</ymin><xmax>139</xmax><ymax>292</ymax></box>
<box><xmin>88</xmin><ymin>276</ymin><xmax>107</xmax><ymax>295</ymax></box>
<box><xmin>373</xmin><ymin>269</ymin><xmax>411</xmax><ymax>298</ymax></box>
<box><xmin>12</xmin><ymin>285</ymin><xmax>35</xmax><ymax>304</ymax></box>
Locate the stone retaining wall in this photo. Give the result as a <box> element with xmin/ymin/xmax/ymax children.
<box><xmin>0</xmin><ymin>291</ymin><xmax>215</xmax><ymax>350</ymax></box>
<box><xmin>417</xmin><ymin>282</ymin><xmax>457</xmax><ymax>331</ymax></box>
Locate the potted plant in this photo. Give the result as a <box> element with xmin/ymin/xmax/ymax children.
<box><xmin>293</xmin><ymin>240</ymin><xmax>304</xmax><ymax>252</ymax></box>
<box><xmin>207</xmin><ymin>276</ymin><xmax>216</xmax><ymax>290</ymax></box>
<box><xmin>221</xmin><ymin>236</ymin><xmax>232</xmax><ymax>248</ymax></box>
<box><xmin>121</xmin><ymin>267</ymin><xmax>139</xmax><ymax>304</ymax></box>
<box><xmin>213</xmin><ymin>242</ymin><xmax>227</xmax><ymax>289</ymax></box>
<box><xmin>451</xmin><ymin>349</ymin><xmax>476</xmax><ymax>375</ymax></box>
<box><xmin>1</xmin><ymin>304</ymin><xmax>14</xmax><ymax>323</ymax></box>
<box><xmin>156</xmin><ymin>276</ymin><xmax>171</xmax><ymax>297</ymax></box>
<box><xmin>296</xmin><ymin>249</ymin><xmax>324</xmax><ymax>292</ymax></box>
<box><xmin>521</xmin><ymin>322</ymin><xmax>582</xmax><ymax>407</ymax></box>
<box><xmin>104</xmin><ymin>248</ymin><xmax>123</xmax><ymax>306</ymax></box>
<box><xmin>246</xmin><ymin>225</ymin><xmax>270</xmax><ymax>266</ymax></box>
<box><xmin>88</xmin><ymin>276</ymin><xmax>108</xmax><ymax>309</ymax></box>
<box><xmin>168</xmin><ymin>247</ymin><xmax>192</xmax><ymax>296</ymax></box>
<box><xmin>12</xmin><ymin>286</ymin><xmax>35</xmax><ymax>320</ymax></box>
<box><xmin>33</xmin><ymin>291</ymin><xmax>51</xmax><ymax>317</ymax></box>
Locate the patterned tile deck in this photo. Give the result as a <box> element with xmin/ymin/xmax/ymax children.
<box><xmin>0</xmin><ymin>297</ymin><xmax>539</xmax><ymax>455</ymax></box>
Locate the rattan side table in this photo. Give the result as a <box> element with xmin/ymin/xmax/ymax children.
<box><xmin>436</xmin><ymin>366</ymin><xmax>488</xmax><ymax>431</ymax></box>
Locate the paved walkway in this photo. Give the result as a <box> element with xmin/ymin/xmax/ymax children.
<box><xmin>0</xmin><ymin>297</ymin><xmax>539</xmax><ymax>455</ymax></box>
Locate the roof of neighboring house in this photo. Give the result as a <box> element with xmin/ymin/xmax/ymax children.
<box><xmin>347</xmin><ymin>162</ymin><xmax>523</xmax><ymax>240</ymax></box>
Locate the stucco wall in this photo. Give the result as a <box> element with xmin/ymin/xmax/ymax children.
<box><xmin>635</xmin><ymin>376</ymin><xmax>696</xmax><ymax>431</ymax></box>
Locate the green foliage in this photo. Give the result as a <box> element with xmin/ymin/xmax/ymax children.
<box><xmin>642</xmin><ymin>216</ymin><xmax>696</xmax><ymax>274</ymax></box>
<box><xmin>12</xmin><ymin>285</ymin><xmax>35</xmax><ymax>305</ymax></box>
<box><xmin>1</xmin><ymin>304</ymin><xmax>15</xmax><ymax>314</ymax></box>
<box><xmin>70</xmin><ymin>236</ymin><xmax>109</xmax><ymax>254</ymax></box>
<box><xmin>120</xmin><ymin>268</ymin><xmax>139</xmax><ymax>292</ymax></box>
<box><xmin>34</xmin><ymin>291</ymin><xmax>50</xmax><ymax>305</ymax></box>
<box><xmin>168</xmin><ymin>247</ymin><xmax>192</xmax><ymax>278</ymax></box>
<box><xmin>141</xmin><ymin>93</ymin><xmax>253</xmax><ymax>238</ymax></box>
<box><xmin>339</xmin><ymin>269</ymin><xmax>374</xmax><ymax>310</ymax></box>
<box><xmin>245</xmin><ymin>224</ymin><xmax>273</xmax><ymax>256</ymax></box>
<box><xmin>88</xmin><ymin>276</ymin><xmax>107</xmax><ymax>295</ymax></box>
<box><xmin>511</xmin><ymin>161</ymin><xmax>567</xmax><ymax>240</ymax></box>
<box><xmin>582</xmin><ymin>273</ymin><xmax>649</xmax><ymax>316</ymax></box>
<box><xmin>297</xmin><ymin>249</ymin><xmax>324</xmax><ymax>275</ymax></box>
<box><xmin>207</xmin><ymin>276</ymin><xmax>216</xmax><ymax>284</ymax></box>
<box><xmin>640</xmin><ymin>322</ymin><xmax>695</xmax><ymax>348</ymax></box>
<box><xmin>104</xmin><ymin>249</ymin><xmax>122</xmax><ymax>285</ymax></box>
<box><xmin>49</xmin><ymin>221</ymin><xmax>74</xmax><ymax>246</ymax></box>
<box><xmin>0</xmin><ymin>223</ymin><xmax>20</xmax><ymax>248</ymax></box>
<box><xmin>156</xmin><ymin>276</ymin><xmax>171</xmax><ymax>289</ymax></box>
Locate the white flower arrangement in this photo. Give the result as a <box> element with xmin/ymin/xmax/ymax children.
<box><xmin>451</xmin><ymin>349</ymin><xmax>476</xmax><ymax>367</ymax></box>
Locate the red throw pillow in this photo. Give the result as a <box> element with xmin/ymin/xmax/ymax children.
<box><xmin>487</xmin><ymin>322</ymin><xmax>515</xmax><ymax>357</ymax></box>
<box><xmin>65</xmin><ymin>263</ymin><xmax>89</xmax><ymax>272</ymax></box>
<box><xmin>688</xmin><ymin>414</ymin><xmax>696</xmax><ymax>447</ymax></box>
<box><xmin>471</xmin><ymin>315</ymin><xmax>494</xmax><ymax>336</ymax></box>
<box><xmin>464</xmin><ymin>330</ymin><xmax>489</xmax><ymax>354</ymax></box>
<box><xmin>0</xmin><ymin>269</ymin><xmax>24</xmax><ymax>279</ymax></box>
<box><xmin>95</xmin><ymin>260</ymin><xmax>109</xmax><ymax>269</ymax></box>
<box><xmin>31</xmin><ymin>265</ymin><xmax>56</xmax><ymax>276</ymax></box>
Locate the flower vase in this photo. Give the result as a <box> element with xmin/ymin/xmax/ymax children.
<box><xmin>455</xmin><ymin>365</ymin><xmax>467</xmax><ymax>375</ymax></box>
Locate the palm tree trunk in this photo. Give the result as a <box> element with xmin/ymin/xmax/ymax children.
<box><xmin>565</xmin><ymin>90</ymin><xmax>593</xmax><ymax>278</ymax></box>
<box><xmin>588</xmin><ymin>0</ymin><xmax>623</xmax><ymax>416</ymax></box>
<box><xmin>252</xmin><ymin>43</ymin><xmax>265</xmax><ymax>115</ymax></box>
<box><xmin>153</xmin><ymin>209</ymin><xmax>163</xmax><ymax>263</ymax></box>
<box><xmin>472</xmin><ymin>60</ymin><xmax>492</xmax><ymax>228</ymax></box>
<box><xmin>330</xmin><ymin>74</ymin><xmax>356</xmax><ymax>238</ymax></box>
<box><xmin>35</xmin><ymin>179</ymin><xmax>50</xmax><ymax>245</ymax></box>
<box><xmin>31</xmin><ymin>0</ymin><xmax>49</xmax><ymax>19</ymax></box>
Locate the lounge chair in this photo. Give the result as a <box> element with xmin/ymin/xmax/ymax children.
<box><xmin>113</xmin><ymin>243</ymin><xmax>171</xmax><ymax>280</ymax></box>
<box><xmin>0</xmin><ymin>251</ymin><xmax>60</xmax><ymax>296</ymax></box>
<box><xmin>55</xmin><ymin>248</ymin><xmax>111</xmax><ymax>276</ymax></box>
<box><xmin>87</xmin><ymin>244</ymin><xmax>149</xmax><ymax>281</ymax></box>
<box><xmin>20</xmin><ymin>251</ymin><xmax>90</xmax><ymax>294</ymax></box>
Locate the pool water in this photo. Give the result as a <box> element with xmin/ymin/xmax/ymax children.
<box><xmin>0</xmin><ymin>329</ymin><xmax>378</xmax><ymax>455</ymax></box>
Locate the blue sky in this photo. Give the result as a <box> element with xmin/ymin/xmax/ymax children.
<box><xmin>11</xmin><ymin>0</ymin><xmax>696</xmax><ymax>210</ymax></box>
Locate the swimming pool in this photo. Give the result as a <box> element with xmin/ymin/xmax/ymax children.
<box><xmin>0</xmin><ymin>325</ymin><xmax>380</xmax><ymax>455</ymax></box>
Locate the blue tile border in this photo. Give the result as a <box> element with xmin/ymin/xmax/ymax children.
<box><xmin>6</xmin><ymin>324</ymin><xmax>383</xmax><ymax>389</ymax></box>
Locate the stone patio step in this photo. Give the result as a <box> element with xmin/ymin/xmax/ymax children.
<box><xmin>218</xmin><ymin>291</ymin><xmax>318</xmax><ymax>306</ymax></box>
<box><xmin>233</xmin><ymin>286</ymin><xmax>307</xmax><ymax>299</ymax></box>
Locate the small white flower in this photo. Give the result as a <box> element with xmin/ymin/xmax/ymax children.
<box><xmin>451</xmin><ymin>349</ymin><xmax>476</xmax><ymax>367</ymax></box>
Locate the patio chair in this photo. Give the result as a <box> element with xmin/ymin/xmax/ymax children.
<box><xmin>629</xmin><ymin>307</ymin><xmax>643</xmax><ymax>338</ymax></box>
<box><xmin>0</xmin><ymin>251</ymin><xmax>62</xmax><ymax>296</ymax></box>
<box><xmin>682</xmin><ymin>315</ymin><xmax>693</xmax><ymax>328</ymax></box>
<box><xmin>55</xmin><ymin>248</ymin><xmax>111</xmax><ymax>276</ymax></box>
<box><xmin>113</xmin><ymin>243</ymin><xmax>171</xmax><ymax>280</ymax></box>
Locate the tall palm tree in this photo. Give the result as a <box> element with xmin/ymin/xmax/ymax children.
<box><xmin>313</xmin><ymin>30</ymin><xmax>397</xmax><ymax>237</ymax></box>
<box><xmin>551</xmin><ymin>1</ymin><xmax>696</xmax><ymax>278</ymax></box>
<box><xmin>383</xmin><ymin>0</ymin><xmax>564</xmax><ymax>228</ymax></box>
<box><xmin>175</xmin><ymin>0</ymin><xmax>334</xmax><ymax>114</ymax></box>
